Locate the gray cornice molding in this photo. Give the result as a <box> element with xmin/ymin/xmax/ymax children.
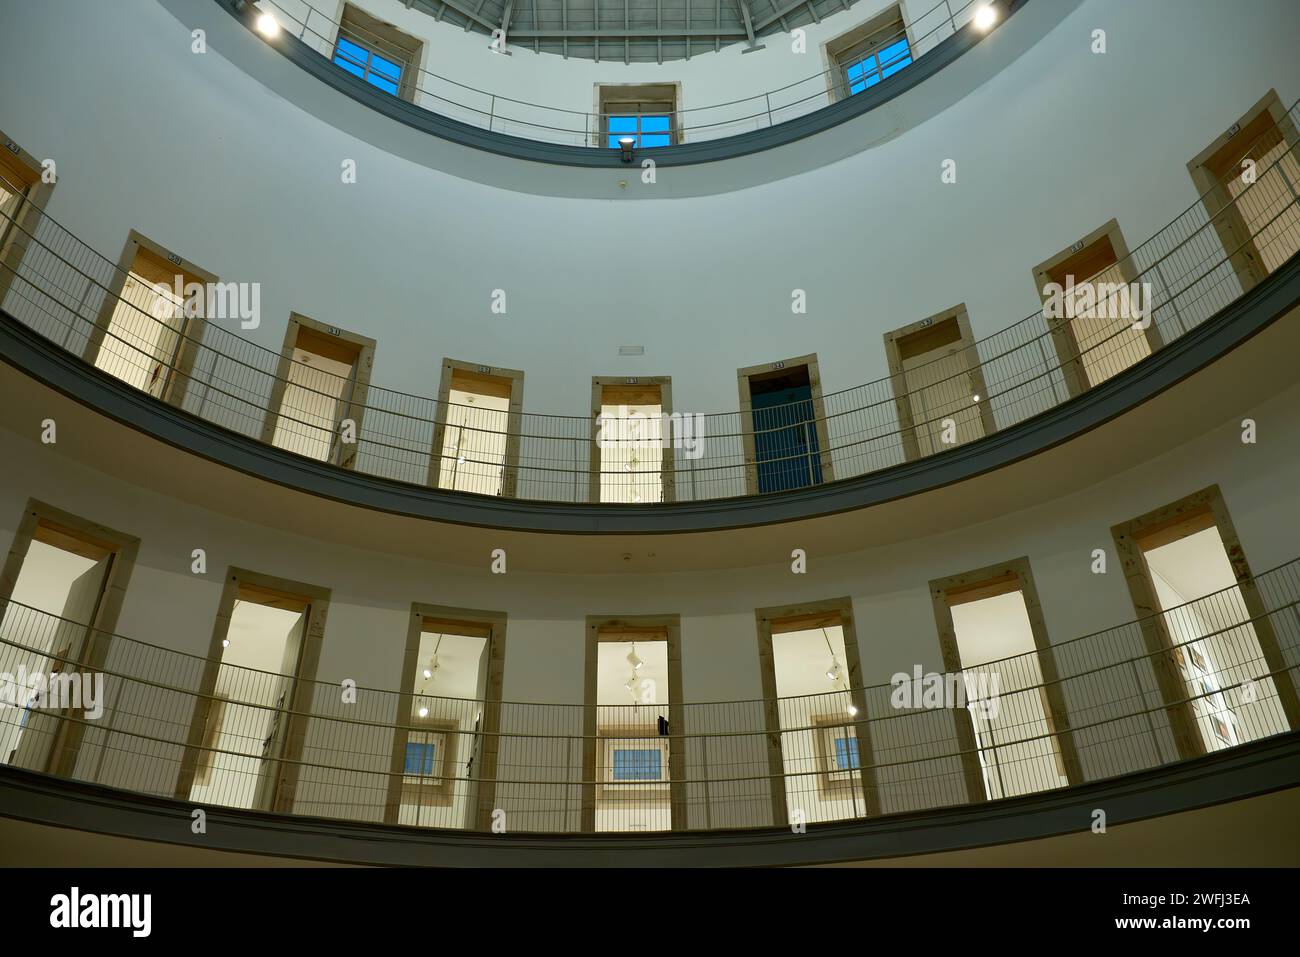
<box><xmin>1</xmin><ymin>251</ymin><xmax>1297</xmax><ymax>534</ymax></box>
<box><xmin>210</xmin><ymin>0</ymin><xmax>1029</xmax><ymax>168</ymax></box>
<box><xmin>2</xmin><ymin>731</ymin><xmax>1297</xmax><ymax>866</ymax></box>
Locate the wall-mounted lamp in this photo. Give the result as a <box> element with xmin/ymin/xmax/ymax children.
<box><xmin>618</xmin><ymin>137</ymin><xmax>636</xmax><ymax>164</ymax></box>
<box><xmin>255</xmin><ymin>11</ymin><xmax>281</xmax><ymax>38</ymax></box>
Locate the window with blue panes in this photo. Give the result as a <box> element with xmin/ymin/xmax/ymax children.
<box><xmin>612</xmin><ymin>748</ymin><xmax>662</xmax><ymax>781</ymax></box>
<box><xmin>845</xmin><ymin>35</ymin><xmax>912</xmax><ymax>95</ymax></box>
<box><xmin>834</xmin><ymin>735</ymin><xmax>860</xmax><ymax>771</ymax></box>
<box><xmin>404</xmin><ymin>740</ymin><xmax>436</xmax><ymax>776</ymax></box>
<box><xmin>603</xmin><ymin>98</ymin><xmax>675</xmax><ymax>148</ymax></box>
<box><xmin>333</xmin><ymin>35</ymin><xmax>405</xmax><ymax>96</ymax></box>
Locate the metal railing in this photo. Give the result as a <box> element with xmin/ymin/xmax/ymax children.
<box><xmin>254</xmin><ymin>0</ymin><xmax>986</xmax><ymax>146</ymax></box>
<box><xmin>0</xmin><ymin>106</ymin><xmax>1297</xmax><ymax>505</ymax></box>
<box><xmin>1</xmin><ymin>559</ymin><xmax>1298</xmax><ymax>832</ymax></box>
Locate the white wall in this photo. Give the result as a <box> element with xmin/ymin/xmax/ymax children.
<box><xmin>0</xmin><ymin>0</ymin><xmax>1296</xmax><ymax>420</ymax></box>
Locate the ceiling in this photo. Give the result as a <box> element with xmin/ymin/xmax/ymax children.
<box><xmin>402</xmin><ymin>0</ymin><xmax>865</xmax><ymax>63</ymax></box>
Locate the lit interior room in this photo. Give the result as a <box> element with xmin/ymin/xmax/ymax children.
<box><xmin>1</xmin><ymin>0</ymin><xmax>1300</xmax><ymax>911</ymax></box>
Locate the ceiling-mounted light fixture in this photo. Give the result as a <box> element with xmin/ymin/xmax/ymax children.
<box><xmin>627</xmin><ymin>643</ymin><xmax>644</xmax><ymax>671</ymax></box>
<box><xmin>255</xmin><ymin>11</ymin><xmax>281</xmax><ymax>37</ymax></box>
<box><xmin>972</xmin><ymin>393</ymin><xmax>981</xmax><ymax>402</ymax></box>
<box><xmin>826</xmin><ymin>659</ymin><xmax>843</xmax><ymax>682</ymax></box>
<box><xmin>222</xmin><ymin>638</ymin><xmax>230</xmax><ymax>648</ymax></box>
<box><xmin>618</xmin><ymin>137</ymin><xmax>636</xmax><ymax>164</ymax></box>
<box><xmin>846</xmin><ymin>703</ymin><xmax>859</xmax><ymax>717</ymax></box>
<box><xmin>973</xmin><ymin>4</ymin><xmax>998</xmax><ymax>31</ymax></box>
<box><xmin>417</xmin><ymin>705</ymin><xmax>429</xmax><ymax>718</ymax></box>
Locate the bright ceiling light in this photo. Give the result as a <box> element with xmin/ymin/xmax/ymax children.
<box><xmin>826</xmin><ymin>660</ymin><xmax>842</xmax><ymax>682</ymax></box>
<box><xmin>972</xmin><ymin>393</ymin><xmax>981</xmax><ymax>402</ymax></box>
<box><xmin>255</xmin><ymin>11</ymin><xmax>281</xmax><ymax>37</ymax></box>
<box><xmin>417</xmin><ymin>705</ymin><xmax>429</xmax><ymax>718</ymax></box>
<box><xmin>222</xmin><ymin>638</ymin><xmax>230</xmax><ymax>648</ymax></box>
<box><xmin>627</xmin><ymin>646</ymin><xmax>644</xmax><ymax>671</ymax></box>
<box><xmin>423</xmin><ymin>668</ymin><xmax>432</xmax><ymax>679</ymax></box>
<box><xmin>846</xmin><ymin>703</ymin><xmax>859</xmax><ymax>717</ymax></box>
<box><xmin>973</xmin><ymin>5</ymin><xmax>998</xmax><ymax>31</ymax></box>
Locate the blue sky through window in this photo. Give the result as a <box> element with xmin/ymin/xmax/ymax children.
<box><xmin>847</xmin><ymin>36</ymin><xmax>912</xmax><ymax>95</ymax></box>
<box><xmin>607</xmin><ymin>114</ymin><xmax>672</xmax><ymax>149</ymax></box>
<box><xmin>334</xmin><ymin>36</ymin><xmax>403</xmax><ymax>96</ymax></box>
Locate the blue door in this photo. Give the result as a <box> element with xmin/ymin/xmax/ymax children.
<box><xmin>751</xmin><ymin>382</ymin><xmax>823</xmax><ymax>492</ymax></box>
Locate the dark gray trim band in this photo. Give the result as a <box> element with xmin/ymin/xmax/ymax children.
<box><xmin>2</xmin><ymin>731</ymin><xmax>1297</xmax><ymax>866</ymax></box>
<box><xmin>1</xmin><ymin>251</ymin><xmax>1297</xmax><ymax>535</ymax></box>
<box><xmin>213</xmin><ymin>0</ymin><xmax>1028</xmax><ymax>168</ymax></box>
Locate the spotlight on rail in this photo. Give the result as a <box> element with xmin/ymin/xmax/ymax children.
<box><xmin>618</xmin><ymin>137</ymin><xmax>636</xmax><ymax>164</ymax></box>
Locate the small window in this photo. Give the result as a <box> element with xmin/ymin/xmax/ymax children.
<box><xmin>826</xmin><ymin>7</ymin><xmax>912</xmax><ymax>100</ymax></box>
<box><xmin>612</xmin><ymin>748</ymin><xmax>663</xmax><ymax>781</ymax></box>
<box><xmin>598</xmin><ymin>85</ymin><xmax>678</xmax><ymax>148</ymax></box>
<box><xmin>833</xmin><ymin>735</ymin><xmax>860</xmax><ymax>771</ymax></box>
<box><xmin>333</xmin><ymin>4</ymin><xmax>422</xmax><ymax>102</ymax></box>
<box><xmin>403</xmin><ymin>740</ymin><xmax>437</xmax><ymax>776</ymax></box>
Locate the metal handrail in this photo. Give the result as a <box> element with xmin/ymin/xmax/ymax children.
<box><xmin>1</xmin><ymin>557</ymin><xmax>1297</xmax><ymax>824</ymax></box>
<box><xmin>1</xmin><ymin>104</ymin><xmax>1296</xmax><ymax>502</ymax></box>
<box><xmin>254</xmin><ymin>0</ymin><xmax>982</xmax><ymax>145</ymax></box>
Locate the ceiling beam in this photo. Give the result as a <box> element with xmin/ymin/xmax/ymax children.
<box><xmin>509</xmin><ymin>27</ymin><xmax>748</xmax><ymax>37</ymax></box>
<box><xmin>752</xmin><ymin>0</ymin><xmax>821</xmax><ymax>32</ymax></box>
<box><xmin>733</xmin><ymin>0</ymin><xmax>757</xmax><ymax>46</ymax></box>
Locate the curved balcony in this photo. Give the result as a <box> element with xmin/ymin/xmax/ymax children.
<box><xmin>1</xmin><ymin>104</ymin><xmax>1298</xmax><ymax>534</ymax></box>
<box><xmin>1</xmin><ymin>559</ymin><xmax>1299</xmax><ymax>865</ymax></box>
<box><xmin>222</xmin><ymin>0</ymin><xmax>1017</xmax><ymax>163</ymax></box>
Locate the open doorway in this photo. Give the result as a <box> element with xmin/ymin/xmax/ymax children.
<box><xmin>179</xmin><ymin>570</ymin><xmax>328</xmax><ymax>812</ymax></box>
<box><xmin>738</xmin><ymin>355</ymin><xmax>833</xmax><ymax>494</ymax></box>
<box><xmin>83</xmin><ymin>231</ymin><xmax>217</xmax><ymax>406</ymax></box>
<box><xmin>756</xmin><ymin>600</ymin><xmax>876</xmax><ymax>825</ymax></box>
<box><xmin>583</xmin><ymin>617</ymin><xmax>682</xmax><ymax>832</ymax></box>
<box><xmin>430</xmin><ymin>360</ymin><xmax>523</xmax><ymax>497</ymax></box>
<box><xmin>1112</xmin><ymin>487</ymin><xmax>1298</xmax><ymax>760</ymax></box>
<box><xmin>1032</xmin><ymin>219</ymin><xmax>1161</xmax><ymax>398</ymax></box>
<box><xmin>0</xmin><ymin>127</ymin><xmax>54</xmax><ymax>309</ymax></box>
<box><xmin>591</xmin><ymin>376</ymin><xmax>673</xmax><ymax>503</ymax></box>
<box><xmin>262</xmin><ymin>313</ymin><xmax>375</xmax><ymax>469</ymax></box>
<box><xmin>884</xmin><ymin>306</ymin><xmax>996</xmax><ymax>460</ymax></box>
<box><xmin>1188</xmin><ymin>89</ymin><xmax>1300</xmax><ymax>291</ymax></box>
<box><xmin>0</xmin><ymin>501</ymin><xmax>137</xmax><ymax>776</ymax></box>
<box><xmin>930</xmin><ymin>559</ymin><xmax>1078</xmax><ymax>802</ymax></box>
<box><xmin>387</xmin><ymin>606</ymin><xmax>506</xmax><ymax>830</ymax></box>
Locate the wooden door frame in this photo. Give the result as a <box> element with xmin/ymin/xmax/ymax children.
<box><xmin>0</xmin><ymin>499</ymin><xmax>140</xmax><ymax>778</ymax></box>
<box><xmin>883</xmin><ymin>304</ymin><xmax>996</xmax><ymax>462</ymax></box>
<box><xmin>1188</xmin><ymin>89</ymin><xmax>1299</xmax><ymax>293</ymax></box>
<box><xmin>589</xmin><ymin>375</ymin><xmax>675</xmax><ymax>503</ymax></box>
<box><xmin>1032</xmin><ymin>218</ymin><xmax>1162</xmax><ymax>399</ymax></box>
<box><xmin>929</xmin><ymin>557</ymin><xmax>1083</xmax><ymax>802</ymax></box>
<box><xmin>384</xmin><ymin>603</ymin><xmax>508</xmax><ymax>828</ymax></box>
<box><xmin>736</xmin><ymin>353</ymin><xmax>834</xmax><ymax>495</ymax></box>
<box><xmin>427</xmin><ymin>358</ymin><xmax>525</xmax><ymax>497</ymax></box>
<box><xmin>259</xmin><ymin>312</ymin><xmax>376</xmax><ymax>470</ymax></box>
<box><xmin>581</xmin><ymin>615</ymin><xmax>684</xmax><ymax>832</ymax></box>
<box><xmin>82</xmin><ymin>230</ymin><xmax>219</xmax><ymax>410</ymax></box>
<box><xmin>1110</xmin><ymin>484</ymin><xmax>1300</xmax><ymax>760</ymax></box>
<box><xmin>754</xmin><ymin>596</ymin><xmax>880</xmax><ymax>825</ymax></box>
<box><xmin>0</xmin><ymin>127</ymin><xmax>55</xmax><ymax>309</ymax></box>
<box><xmin>175</xmin><ymin>567</ymin><xmax>330</xmax><ymax>812</ymax></box>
